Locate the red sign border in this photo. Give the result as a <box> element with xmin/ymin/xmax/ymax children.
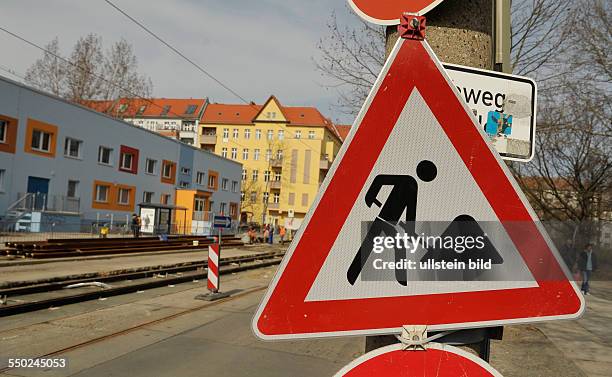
<box><xmin>252</xmin><ymin>38</ymin><xmax>584</xmax><ymax>341</ymax></box>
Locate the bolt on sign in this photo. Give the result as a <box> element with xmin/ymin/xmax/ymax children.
<box><xmin>348</xmin><ymin>0</ymin><xmax>445</xmax><ymax>24</ymax></box>
<box><xmin>252</xmin><ymin>36</ymin><xmax>583</xmax><ymax>341</ymax></box>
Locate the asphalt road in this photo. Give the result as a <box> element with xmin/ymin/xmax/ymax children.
<box><xmin>2</xmin><ymin>265</ymin><xmax>608</xmax><ymax>376</ymax></box>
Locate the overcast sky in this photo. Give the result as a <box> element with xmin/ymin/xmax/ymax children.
<box><xmin>0</xmin><ymin>0</ymin><xmax>363</xmax><ymax>124</ymax></box>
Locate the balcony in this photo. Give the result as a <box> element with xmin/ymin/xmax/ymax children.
<box><xmin>200</xmin><ymin>134</ymin><xmax>217</xmax><ymax>145</ymax></box>
<box><xmin>13</xmin><ymin>192</ymin><xmax>81</xmax><ymax>214</ymax></box>
<box><xmin>320</xmin><ymin>158</ymin><xmax>331</xmax><ymax>170</ymax></box>
<box><xmin>269</xmin><ymin>181</ymin><xmax>281</xmax><ymax>190</ymax></box>
<box><xmin>270</xmin><ymin>158</ymin><xmax>283</xmax><ymax>168</ymax></box>
<box><xmin>267</xmin><ymin>202</ymin><xmax>280</xmax><ymax>210</ymax></box>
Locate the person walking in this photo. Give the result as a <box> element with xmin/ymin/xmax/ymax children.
<box><xmin>131</xmin><ymin>213</ymin><xmax>141</xmax><ymax>238</ymax></box>
<box><xmin>578</xmin><ymin>243</ymin><xmax>598</xmax><ymax>295</ymax></box>
<box><xmin>268</xmin><ymin>224</ymin><xmax>275</xmax><ymax>244</ymax></box>
<box><xmin>559</xmin><ymin>238</ymin><xmax>576</xmax><ymax>271</ymax></box>
<box><xmin>279</xmin><ymin>226</ymin><xmax>286</xmax><ymax>244</ymax></box>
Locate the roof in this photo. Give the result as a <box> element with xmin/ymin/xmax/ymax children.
<box><xmin>85</xmin><ymin>98</ymin><xmax>208</xmax><ymax>119</ymax></box>
<box><xmin>201</xmin><ymin>103</ymin><xmax>262</xmax><ymax>125</ymax></box>
<box><xmin>200</xmin><ymin>95</ymin><xmax>344</xmax><ymax>142</ymax></box>
<box><xmin>335</xmin><ymin>125</ymin><xmax>352</xmax><ymax>141</ymax></box>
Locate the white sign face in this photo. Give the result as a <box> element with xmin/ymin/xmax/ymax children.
<box><xmin>140</xmin><ymin>208</ymin><xmax>155</xmax><ymax>233</ymax></box>
<box><xmin>444</xmin><ymin>64</ymin><xmax>537</xmax><ymax>162</ymax></box>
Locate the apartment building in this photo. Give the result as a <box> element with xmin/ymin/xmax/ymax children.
<box><xmin>0</xmin><ymin>76</ymin><xmax>240</xmax><ymax>234</ymax></box>
<box><xmin>89</xmin><ymin>98</ymin><xmax>209</xmax><ymax>146</ymax></box>
<box><xmin>200</xmin><ymin>95</ymin><xmax>344</xmax><ymax>229</ymax></box>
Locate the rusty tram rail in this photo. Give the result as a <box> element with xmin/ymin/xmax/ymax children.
<box><xmin>0</xmin><ymin>250</ymin><xmax>284</xmax><ymax>316</ymax></box>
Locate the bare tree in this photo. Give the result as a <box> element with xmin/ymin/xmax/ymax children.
<box><xmin>101</xmin><ymin>39</ymin><xmax>153</xmax><ymax>101</ymax></box>
<box><xmin>25</xmin><ymin>34</ymin><xmax>152</xmax><ymax>105</ymax></box>
<box><xmin>315</xmin><ymin>1</ymin><xmax>576</xmax><ymax>115</ymax></box>
<box><xmin>510</xmin><ymin>0</ymin><xmax>573</xmax><ymax>79</ymax></box>
<box><xmin>315</xmin><ymin>11</ymin><xmax>385</xmax><ymax>117</ymax></box>
<box><xmin>24</xmin><ymin>38</ymin><xmax>66</xmax><ymax>97</ymax></box>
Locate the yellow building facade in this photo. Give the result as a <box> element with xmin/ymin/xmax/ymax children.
<box><xmin>200</xmin><ymin>96</ymin><xmax>344</xmax><ymax>229</ymax></box>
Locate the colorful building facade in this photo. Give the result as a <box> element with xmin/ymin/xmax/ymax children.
<box><xmin>200</xmin><ymin>95</ymin><xmax>344</xmax><ymax>229</ymax></box>
<box><xmin>0</xmin><ymin>76</ymin><xmax>241</xmax><ymax>234</ymax></box>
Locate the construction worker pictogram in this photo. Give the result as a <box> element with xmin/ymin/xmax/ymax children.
<box><xmin>347</xmin><ymin>159</ymin><xmax>504</xmax><ymax>286</ymax></box>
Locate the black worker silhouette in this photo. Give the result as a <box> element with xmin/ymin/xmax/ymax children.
<box><xmin>346</xmin><ymin>160</ymin><xmax>504</xmax><ymax>286</ymax></box>
<box><xmin>347</xmin><ymin>160</ymin><xmax>437</xmax><ymax>286</ymax></box>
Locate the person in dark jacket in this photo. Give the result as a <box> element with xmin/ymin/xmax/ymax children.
<box><xmin>577</xmin><ymin>243</ymin><xmax>597</xmax><ymax>295</ymax></box>
<box><xmin>131</xmin><ymin>213</ymin><xmax>141</xmax><ymax>238</ymax></box>
<box><xmin>559</xmin><ymin>238</ymin><xmax>576</xmax><ymax>271</ymax></box>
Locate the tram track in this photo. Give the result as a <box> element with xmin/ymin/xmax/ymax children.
<box><xmin>0</xmin><ymin>251</ymin><xmax>283</xmax><ymax>317</ymax></box>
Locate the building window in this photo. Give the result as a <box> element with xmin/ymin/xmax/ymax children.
<box><xmin>264</xmin><ymin>171</ymin><xmax>271</xmax><ymax>182</ymax></box>
<box><xmin>196</xmin><ymin>171</ymin><xmax>205</xmax><ymax>185</ymax></box>
<box><xmin>278</xmin><ymin>130</ymin><xmax>284</xmax><ymax>140</ymax></box>
<box><xmin>179</xmin><ymin>181</ymin><xmax>190</xmax><ymax>188</ymax></box>
<box><xmin>265</xmin><ymin>149</ymin><xmax>272</xmax><ymax>161</ymax></box>
<box><xmin>120</xmin><ymin>152</ymin><xmax>134</xmax><ymax>170</ymax></box>
<box><xmin>275</xmin><ymin>172</ymin><xmax>281</xmax><ymax>181</ymax></box>
<box><xmin>98</xmin><ymin>146</ymin><xmax>113</xmax><ymax>165</ymax></box>
<box><xmin>276</xmin><ymin>149</ymin><xmax>283</xmax><ymax>160</ymax></box>
<box><xmin>263</xmin><ymin>192</ymin><xmax>269</xmax><ymax>203</ymax></box>
<box><xmin>143</xmin><ymin>191</ymin><xmax>154</xmax><ymax>203</ymax></box>
<box><xmin>119</xmin><ymin>146</ymin><xmax>139</xmax><ymax>174</ymax></box>
<box><xmin>185</xmin><ymin>104</ymin><xmax>197</xmax><ymax>114</ymax></box>
<box><xmin>231</xmin><ymin>180</ymin><xmax>238</xmax><ymax>193</ymax></box>
<box><xmin>118</xmin><ymin>188</ymin><xmax>131</xmax><ymax>205</ymax></box>
<box><xmin>231</xmin><ymin>148</ymin><xmax>237</xmax><ymax>159</ymax></box>
<box><xmin>250</xmin><ymin>191</ymin><xmax>257</xmax><ymax>204</ymax></box>
<box><xmin>221</xmin><ymin>147</ymin><xmax>228</xmax><ymax>158</ymax></box>
<box><xmin>31</xmin><ymin>129</ymin><xmax>52</xmax><ymax>152</ymax></box>
<box><xmin>161</xmin><ymin>193</ymin><xmax>171</xmax><ymax>205</ymax></box>
<box><xmin>181</xmin><ymin>167</ymin><xmax>191</xmax><ymax>175</ymax></box>
<box><xmin>208</xmin><ymin>174</ymin><xmax>217</xmax><ymax>189</ymax></box>
<box><xmin>222</xmin><ymin>178</ymin><xmax>229</xmax><ymax>191</ymax></box>
<box><xmin>63</xmin><ymin>138</ymin><xmax>82</xmax><ymax>159</ymax></box>
<box><xmin>255</xmin><ymin>129</ymin><xmax>261</xmax><ymax>140</ymax></box>
<box><xmin>145</xmin><ymin>159</ymin><xmax>157</xmax><ymax>175</ymax></box>
<box><xmin>295</xmin><ymin>130</ymin><xmax>302</xmax><ymax>139</ymax></box>
<box><xmin>267</xmin><ymin>130</ymin><xmax>274</xmax><ymax>140</ymax></box>
<box><xmin>273</xmin><ymin>192</ymin><xmax>280</xmax><ymax>203</ymax></box>
<box><xmin>95</xmin><ymin>184</ymin><xmax>110</xmax><ymax>203</ymax></box>
<box><xmin>230</xmin><ymin>203</ymin><xmax>238</xmax><ymax>219</ymax></box>
<box><xmin>252</xmin><ymin>170</ymin><xmax>259</xmax><ymax>181</ymax></box>
<box><xmin>308</xmin><ymin>131</ymin><xmax>316</xmax><ymax>139</ymax></box>
<box><xmin>222</xmin><ymin>128</ymin><xmax>229</xmax><ymax>140</ymax></box>
<box><xmin>163</xmin><ymin>163</ymin><xmax>173</xmax><ymax>179</ymax></box>
<box><xmin>0</xmin><ymin>169</ymin><xmax>5</xmax><ymax>192</ymax></box>
<box><xmin>67</xmin><ymin>180</ymin><xmax>79</xmax><ymax>198</ymax></box>
<box><xmin>242</xmin><ymin>148</ymin><xmax>249</xmax><ymax>160</ymax></box>
<box><xmin>233</xmin><ymin>128</ymin><xmax>239</xmax><ymax>139</ymax></box>
<box><xmin>254</xmin><ymin>149</ymin><xmax>260</xmax><ymax>161</ymax></box>
<box><xmin>0</xmin><ymin>120</ymin><xmax>7</xmax><ymax>143</ymax></box>
<box><xmin>242</xmin><ymin>169</ymin><xmax>247</xmax><ymax>181</ymax></box>
<box><xmin>244</xmin><ymin>129</ymin><xmax>251</xmax><ymax>139</ymax></box>
<box><xmin>220</xmin><ymin>202</ymin><xmax>227</xmax><ymax>215</ymax></box>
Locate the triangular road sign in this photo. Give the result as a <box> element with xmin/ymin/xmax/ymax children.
<box><xmin>253</xmin><ymin>38</ymin><xmax>584</xmax><ymax>340</ymax></box>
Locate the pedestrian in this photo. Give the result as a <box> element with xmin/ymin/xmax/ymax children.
<box><xmin>131</xmin><ymin>213</ymin><xmax>141</xmax><ymax>238</ymax></box>
<box><xmin>248</xmin><ymin>227</ymin><xmax>255</xmax><ymax>244</ymax></box>
<box><xmin>279</xmin><ymin>226</ymin><xmax>286</xmax><ymax>244</ymax></box>
<box><xmin>578</xmin><ymin>243</ymin><xmax>597</xmax><ymax>295</ymax></box>
<box><xmin>268</xmin><ymin>224</ymin><xmax>275</xmax><ymax>244</ymax></box>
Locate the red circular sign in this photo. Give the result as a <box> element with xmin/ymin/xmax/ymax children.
<box><xmin>335</xmin><ymin>343</ymin><xmax>503</xmax><ymax>377</ymax></box>
<box><xmin>348</xmin><ymin>0</ymin><xmax>445</xmax><ymax>25</ymax></box>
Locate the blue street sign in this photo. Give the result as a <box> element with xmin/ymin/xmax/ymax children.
<box><xmin>213</xmin><ymin>215</ymin><xmax>232</xmax><ymax>229</ymax></box>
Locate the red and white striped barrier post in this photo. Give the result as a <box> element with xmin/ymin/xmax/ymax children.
<box><xmin>207</xmin><ymin>243</ymin><xmax>220</xmax><ymax>293</ymax></box>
